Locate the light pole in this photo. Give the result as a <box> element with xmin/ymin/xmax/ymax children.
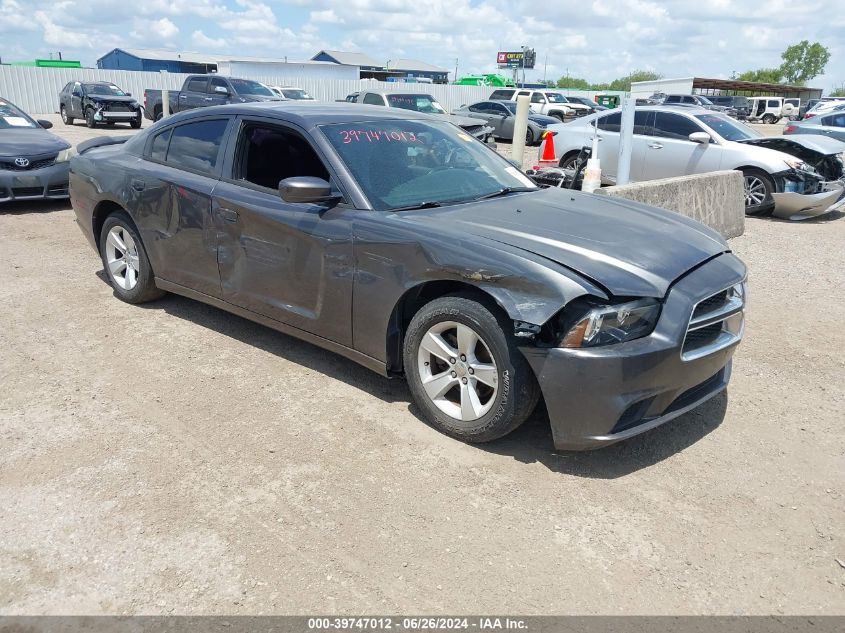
<box><xmin>521</xmin><ymin>45</ymin><xmax>527</xmax><ymax>87</ymax></box>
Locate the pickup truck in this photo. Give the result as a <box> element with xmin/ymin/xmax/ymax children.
<box><xmin>143</xmin><ymin>75</ymin><xmax>281</xmax><ymax>121</ymax></box>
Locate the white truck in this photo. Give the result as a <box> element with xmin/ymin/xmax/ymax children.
<box><xmin>489</xmin><ymin>89</ymin><xmax>593</xmax><ymax>121</ymax></box>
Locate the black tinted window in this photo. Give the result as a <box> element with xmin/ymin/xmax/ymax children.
<box><xmin>597</xmin><ymin>112</ymin><xmax>621</xmax><ymax>132</ymax></box>
<box><xmin>186</xmin><ymin>77</ymin><xmax>207</xmax><ymax>93</ymax></box>
<box><xmin>824</xmin><ymin>114</ymin><xmax>845</xmax><ymax>128</ymax></box>
<box><xmin>653</xmin><ymin>112</ymin><xmax>702</xmax><ymax>140</ymax></box>
<box><xmin>238</xmin><ymin>124</ymin><xmax>329</xmax><ymax>189</ymax></box>
<box><xmin>150</xmin><ymin>129</ymin><xmax>171</xmax><ymax>162</ymax></box>
<box><xmin>664</xmin><ymin>95</ymin><xmax>681</xmax><ymax>103</ymax></box>
<box><xmin>634</xmin><ymin>110</ymin><xmax>655</xmax><ymax>135</ymax></box>
<box><xmin>166</xmin><ymin>119</ymin><xmax>227</xmax><ymax>174</ymax></box>
<box><xmin>363</xmin><ymin>93</ymin><xmax>384</xmax><ymax>105</ymax></box>
<box><xmin>489</xmin><ymin>90</ymin><xmax>515</xmax><ymax>100</ymax></box>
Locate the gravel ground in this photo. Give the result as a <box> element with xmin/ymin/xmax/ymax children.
<box><xmin>0</xmin><ymin>116</ymin><xmax>842</xmax><ymax>615</ymax></box>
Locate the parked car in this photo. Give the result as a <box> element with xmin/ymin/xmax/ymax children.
<box><xmin>705</xmin><ymin>96</ymin><xmax>751</xmax><ymax>119</ymax></box>
<box><xmin>269</xmin><ymin>86</ymin><xmax>315</xmax><ymax>100</ymax></box>
<box><xmin>489</xmin><ymin>89</ymin><xmax>583</xmax><ymax>120</ymax></box>
<box><xmin>746</xmin><ymin>97</ymin><xmax>796</xmax><ymax>124</ymax></box>
<box><xmin>452</xmin><ymin>100</ymin><xmax>558</xmax><ymax>144</ymax></box>
<box><xmin>0</xmin><ymin>97</ymin><xmax>74</xmax><ymax>202</ymax></box>
<box><xmin>563</xmin><ymin>96</ymin><xmax>608</xmax><ymax>112</ymax></box>
<box><xmin>143</xmin><ymin>75</ymin><xmax>281</xmax><ymax>121</ymax></box>
<box><xmin>803</xmin><ymin>99</ymin><xmax>845</xmax><ymax>119</ymax></box>
<box><xmin>69</xmin><ymin>102</ymin><xmax>747</xmax><ymax>451</ymax></box>
<box><xmin>663</xmin><ymin>94</ymin><xmax>732</xmax><ymax>115</ymax></box>
<box><xmin>59</xmin><ymin>81</ymin><xmax>142</xmax><ymax>129</ymax></box>
<box><xmin>784</xmin><ymin>112</ymin><xmax>845</xmax><ymax>142</ymax></box>
<box><xmin>544</xmin><ymin>105</ymin><xmax>845</xmax><ymax>220</ymax></box>
<box><xmin>349</xmin><ymin>90</ymin><xmax>494</xmax><ymax>142</ymax></box>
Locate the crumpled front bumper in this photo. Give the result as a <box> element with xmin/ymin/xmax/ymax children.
<box><xmin>520</xmin><ymin>253</ymin><xmax>746</xmax><ymax>451</ymax></box>
<box><xmin>0</xmin><ymin>162</ymin><xmax>70</xmax><ymax>202</ymax></box>
<box><xmin>772</xmin><ymin>181</ymin><xmax>845</xmax><ymax>220</ymax></box>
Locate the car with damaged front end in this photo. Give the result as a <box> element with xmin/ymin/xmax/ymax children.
<box><xmin>69</xmin><ymin>102</ymin><xmax>746</xmax><ymax>451</ymax></box>
<box><xmin>546</xmin><ymin>105</ymin><xmax>845</xmax><ymax>220</ymax></box>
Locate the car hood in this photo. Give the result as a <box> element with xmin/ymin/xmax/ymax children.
<box><xmin>87</xmin><ymin>95</ymin><xmax>137</xmax><ymax>104</ymax></box>
<box><xmin>529</xmin><ymin>114</ymin><xmax>559</xmax><ymax>125</ymax></box>
<box><xmin>738</xmin><ymin>134</ymin><xmax>845</xmax><ymax>156</ymax></box>
<box><xmin>240</xmin><ymin>95</ymin><xmax>283</xmax><ymax>102</ymax></box>
<box><xmin>0</xmin><ymin>128</ymin><xmax>71</xmax><ymax>157</ymax></box>
<box><xmin>396</xmin><ymin>187</ymin><xmax>728</xmax><ymax>297</ymax></box>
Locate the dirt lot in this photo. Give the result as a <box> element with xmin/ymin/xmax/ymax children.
<box><xmin>0</xmin><ymin>117</ymin><xmax>843</xmax><ymax>615</ymax></box>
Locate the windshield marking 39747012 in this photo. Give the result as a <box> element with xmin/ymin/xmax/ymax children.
<box><xmin>320</xmin><ymin>120</ymin><xmax>536</xmax><ymax>211</ymax></box>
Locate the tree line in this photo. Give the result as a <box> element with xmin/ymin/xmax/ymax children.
<box><xmin>550</xmin><ymin>41</ymin><xmax>839</xmax><ymax>94</ymax></box>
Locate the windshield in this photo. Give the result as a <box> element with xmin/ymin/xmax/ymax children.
<box><xmin>695</xmin><ymin>113</ymin><xmax>761</xmax><ymax>141</ymax></box>
<box><xmin>545</xmin><ymin>93</ymin><xmax>567</xmax><ymax>103</ymax></box>
<box><xmin>320</xmin><ymin>120</ymin><xmax>537</xmax><ymax>211</ymax></box>
<box><xmin>84</xmin><ymin>83</ymin><xmax>127</xmax><ymax>96</ymax></box>
<box><xmin>697</xmin><ymin>96</ymin><xmax>714</xmax><ymax>105</ymax></box>
<box><xmin>386</xmin><ymin>94</ymin><xmax>446</xmax><ymax>114</ymax></box>
<box><xmin>0</xmin><ymin>100</ymin><xmax>37</xmax><ymax>128</ymax></box>
<box><xmin>228</xmin><ymin>79</ymin><xmax>275</xmax><ymax>97</ymax></box>
<box><xmin>282</xmin><ymin>89</ymin><xmax>313</xmax><ymax>100</ymax></box>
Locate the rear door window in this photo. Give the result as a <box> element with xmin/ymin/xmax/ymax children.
<box><xmin>150</xmin><ymin>129</ymin><xmax>171</xmax><ymax>162</ymax></box>
<box><xmin>597</xmin><ymin>112</ymin><xmax>621</xmax><ymax>132</ymax></box>
<box><xmin>164</xmin><ymin>119</ymin><xmax>228</xmax><ymax>175</ymax></box>
<box><xmin>489</xmin><ymin>90</ymin><xmax>515</xmax><ymax>100</ymax></box>
<box><xmin>652</xmin><ymin>112</ymin><xmax>703</xmax><ymax>140</ymax></box>
<box><xmin>362</xmin><ymin>93</ymin><xmax>385</xmax><ymax>106</ymax></box>
<box><xmin>824</xmin><ymin>114</ymin><xmax>845</xmax><ymax>128</ymax></box>
<box><xmin>186</xmin><ymin>77</ymin><xmax>208</xmax><ymax>93</ymax></box>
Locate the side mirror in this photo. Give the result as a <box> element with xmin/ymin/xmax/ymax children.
<box><xmin>279</xmin><ymin>176</ymin><xmax>341</xmax><ymax>205</ymax></box>
<box><xmin>37</xmin><ymin>119</ymin><xmax>53</xmax><ymax>129</ymax></box>
<box><xmin>689</xmin><ymin>131</ymin><xmax>711</xmax><ymax>144</ymax></box>
<box><xmin>214</xmin><ymin>86</ymin><xmax>230</xmax><ymax>95</ymax></box>
<box><xmin>125</xmin><ymin>92</ymin><xmax>132</xmax><ymax>97</ymax></box>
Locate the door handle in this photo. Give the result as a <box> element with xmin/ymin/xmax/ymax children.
<box><xmin>130</xmin><ymin>179</ymin><xmax>146</xmax><ymax>192</ymax></box>
<box><xmin>218</xmin><ymin>207</ymin><xmax>239</xmax><ymax>223</ymax></box>
<box><xmin>179</xmin><ymin>94</ymin><xmax>187</xmax><ymax>99</ymax></box>
<box><xmin>648</xmin><ymin>142</ymin><xmax>664</xmax><ymax>149</ymax></box>
<box><xmin>204</xmin><ymin>97</ymin><xmax>212</xmax><ymax>101</ymax></box>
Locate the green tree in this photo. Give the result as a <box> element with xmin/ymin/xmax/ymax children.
<box><xmin>779</xmin><ymin>40</ymin><xmax>830</xmax><ymax>84</ymax></box>
<box><xmin>829</xmin><ymin>83</ymin><xmax>845</xmax><ymax>97</ymax></box>
<box><xmin>556</xmin><ymin>76</ymin><xmax>591</xmax><ymax>90</ymax></box>
<box><xmin>737</xmin><ymin>67</ymin><xmax>785</xmax><ymax>83</ymax></box>
<box><xmin>607</xmin><ymin>70</ymin><xmax>662</xmax><ymax>92</ymax></box>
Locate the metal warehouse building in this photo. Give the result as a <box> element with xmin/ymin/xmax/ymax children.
<box><xmin>96</xmin><ymin>48</ymin><xmax>359</xmax><ymax>80</ymax></box>
<box><xmin>312</xmin><ymin>50</ymin><xmax>449</xmax><ymax>83</ymax></box>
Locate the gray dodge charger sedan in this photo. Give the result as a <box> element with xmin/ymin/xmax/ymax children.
<box><xmin>70</xmin><ymin>103</ymin><xmax>747</xmax><ymax>450</ymax></box>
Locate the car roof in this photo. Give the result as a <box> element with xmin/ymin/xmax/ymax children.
<box><xmin>361</xmin><ymin>90</ymin><xmax>435</xmax><ymax>96</ymax></box>
<box><xmin>157</xmin><ymin>101</ymin><xmax>436</xmax><ymax>126</ymax></box>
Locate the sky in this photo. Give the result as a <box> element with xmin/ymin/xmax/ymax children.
<box><xmin>0</xmin><ymin>0</ymin><xmax>843</xmax><ymax>90</ymax></box>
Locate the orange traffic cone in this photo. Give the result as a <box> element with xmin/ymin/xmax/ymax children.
<box><xmin>538</xmin><ymin>130</ymin><xmax>558</xmax><ymax>168</ymax></box>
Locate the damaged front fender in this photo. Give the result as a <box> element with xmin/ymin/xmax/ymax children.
<box><xmin>770</xmin><ymin>168</ymin><xmax>845</xmax><ymax>220</ymax></box>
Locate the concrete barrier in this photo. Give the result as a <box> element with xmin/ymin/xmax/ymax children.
<box><xmin>595</xmin><ymin>170</ymin><xmax>745</xmax><ymax>239</ymax></box>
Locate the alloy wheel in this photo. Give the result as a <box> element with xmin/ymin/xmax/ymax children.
<box><xmin>744</xmin><ymin>175</ymin><xmax>767</xmax><ymax>207</ymax></box>
<box><xmin>105</xmin><ymin>226</ymin><xmax>140</xmax><ymax>290</ymax></box>
<box><xmin>416</xmin><ymin>320</ymin><xmax>498</xmax><ymax>421</ymax></box>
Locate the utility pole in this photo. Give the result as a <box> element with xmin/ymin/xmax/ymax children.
<box><xmin>454</xmin><ymin>58</ymin><xmax>458</xmax><ymax>82</ymax></box>
<box><xmin>543</xmin><ymin>53</ymin><xmax>547</xmax><ymax>84</ymax></box>
<box><xmin>521</xmin><ymin>45</ymin><xmax>526</xmax><ymax>87</ymax></box>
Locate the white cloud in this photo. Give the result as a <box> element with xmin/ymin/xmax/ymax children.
<box><xmin>310</xmin><ymin>9</ymin><xmax>343</xmax><ymax>24</ymax></box>
<box><xmin>191</xmin><ymin>30</ymin><xmax>227</xmax><ymax>49</ymax></box>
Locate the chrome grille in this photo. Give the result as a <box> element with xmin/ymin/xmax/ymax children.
<box><xmin>682</xmin><ymin>282</ymin><xmax>746</xmax><ymax>362</ymax></box>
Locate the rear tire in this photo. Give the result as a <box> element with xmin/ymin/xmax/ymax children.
<box><xmin>154</xmin><ymin>107</ymin><xmax>163</xmax><ymax>122</ymax></box>
<box><xmin>742</xmin><ymin>168</ymin><xmax>775</xmax><ymax>216</ymax></box>
<box><xmin>99</xmin><ymin>212</ymin><xmax>165</xmax><ymax>304</ymax></box>
<box><xmin>762</xmin><ymin>114</ymin><xmax>777</xmax><ymax>125</ymax></box>
<box><xmin>403</xmin><ymin>295</ymin><xmax>540</xmax><ymax>444</ymax></box>
<box><xmin>60</xmin><ymin>106</ymin><xmax>73</xmax><ymax>125</ymax></box>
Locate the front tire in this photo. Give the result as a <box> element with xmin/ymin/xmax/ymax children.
<box><xmin>403</xmin><ymin>295</ymin><xmax>540</xmax><ymax>444</ymax></box>
<box><xmin>99</xmin><ymin>212</ymin><xmax>164</xmax><ymax>304</ymax></box>
<box><xmin>85</xmin><ymin>108</ymin><xmax>96</xmax><ymax>128</ymax></box>
<box><xmin>130</xmin><ymin>114</ymin><xmax>142</xmax><ymax>129</ymax></box>
<box><xmin>60</xmin><ymin>106</ymin><xmax>73</xmax><ymax>125</ymax></box>
<box><xmin>762</xmin><ymin>114</ymin><xmax>777</xmax><ymax>124</ymax></box>
<box><xmin>742</xmin><ymin>168</ymin><xmax>775</xmax><ymax>216</ymax></box>
<box><xmin>525</xmin><ymin>126</ymin><xmax>535</xmax><ymax>146</ymax></box>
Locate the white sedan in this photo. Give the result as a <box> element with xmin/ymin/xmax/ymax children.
<box><xmin>544</xmin><ymin>105</ymin><xmax>845</xmax><ymax>220</ymax></box>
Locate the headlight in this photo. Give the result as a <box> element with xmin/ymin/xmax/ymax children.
<box><xmin>55</xmin><ymin>147</ymin><xmax>77</xmax><ymax>162</ymax></box>
<box><xmin>130</xmin><ymin>100</ymin><xmax>139</xmax><ymax>108</ymax></box>
<box><xmin>559</xmin><ymin>298</ymin><xmax>661</xmax><ymax>348</ymax></box>
<box><xmin>783</xmin><ymin>157</ymin><xmax>808</xmax><ymax>170</ymax></box>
